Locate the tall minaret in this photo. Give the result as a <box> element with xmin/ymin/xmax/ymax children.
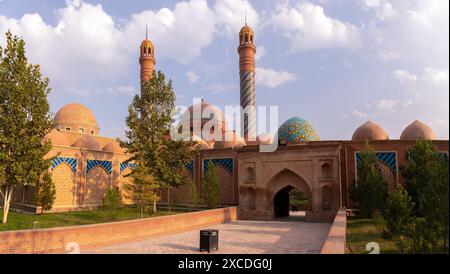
<box><xmin>139</xmin><ymin>25</ymin><xmax>156</xmax><ymax>82</ymax></box>
<box><xmin>238</xmin><ymin>22</ymin><xmax>256</xmax><ymax>140</ymax></box>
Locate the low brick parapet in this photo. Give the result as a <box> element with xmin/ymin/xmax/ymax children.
<box><xmin>0</xmin><ymin>207</ymin><xmax>237</xmax><ymax>254</ymax></box>
<box><xmin>320</xmin><ymin>208</ymin><xmax>347</xmax><ymax>254</ymax></box>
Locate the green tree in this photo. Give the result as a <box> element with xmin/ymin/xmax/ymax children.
<box><xmin>401</xmin><ymin>139</ymin><xmax>442</xmax><ymax>215</ymax></box>
<box><xmin>36</xmin><ymin>171</ymin><xmax>56</xmax><ymax>214</ymax></box>
<box><xmin>120</xmin><ymin>71</ymin><xmax>193</xmax><ymax>208</ymax></box>
<box><xmin>123</xmin><ymin>164</ymin><xmax>161</xmax><ymax>217</ymax></box>
<box><xmin>101</xmin><ymin>186</ymin><xmax>123</xmax><ymax>211</ymax></box>
<box><xmin>0</xmin><ymin>31</ymin><xmax>53</xmax><ymax>224</ymax></box>
<box><xmin>418</xmin><ymin>154</ymin><xmax>449</xmax><ymax>252</ymax></box>
<box><xmin>382</xmin><ymin>185</ymin><xmax>415</xmax><ymax>237</ymax></box>
<box><xmin>202</xmin><ymin>162</ymin><xmax>221</xmax><ymax>208</ymax></box>
<box><xmin>349</xmin><ymin>142</ymin><xmax>388</xmax><ymax>218</ymax></box>
<box><xmin>187</xmin><ymin>176</ymin><xmax>201</xmax><ymax>207</ymax></box>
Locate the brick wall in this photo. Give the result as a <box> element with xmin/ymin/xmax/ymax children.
<box><xmin>320</xmin><ymin>208</ymin><xmax>346</xmax><ymax>254</ymax></box>
<box><xmin>0</xmin><ymin>207</ymin><xmax>237</xmax><ymax>254</ymax></box>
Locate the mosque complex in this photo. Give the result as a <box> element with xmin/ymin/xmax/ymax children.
<box><xmin>9</xmin><ymin>23</ymin><xmax>449</xmax><ymax>223</ymax></box>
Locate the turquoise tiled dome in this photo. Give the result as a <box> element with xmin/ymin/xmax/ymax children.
<box><xmin>278</xmin><ymin>117</ymin><xmax>320</xmax><ymax>143</ymax></box>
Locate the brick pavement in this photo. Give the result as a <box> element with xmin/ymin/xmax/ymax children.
<box><xmin>84</xmin><ymin>212</ymin><xmax>331</xmax><ymax>254</ymax></box>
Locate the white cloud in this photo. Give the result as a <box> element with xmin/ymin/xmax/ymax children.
<box><xmin>269</xmin><ymin>2</ymin><xmax>360</xmax><ymax>51</ymax></box>
<box><xmin>123</xmin><ymin>0</ymin><xmax>216</xmax><ymax>64</ymax></box>
<box><xmin>363</xmin><ymin>0</ymin><xmax>396</xmax><ymax>21</ymax></box>
<box><xmin>373</xmin><ymin>99</ymin><xmax>398</xmax><ymax>110</ymax></box>
<box><xmin>0</xmin><ymin>0</ymin><xmax>221</xmax><ymax>94</ymax></box>
<box><xmin>352</xmin><ymin>110</ymin><xmax>368</xmax><ymax>118</ymax></box>
<box><xmin>255</xmin><ymin>67</ymin><xmax>296</xmax><ymax>88</ymax></box>
<box><xmin>186</xmin><ymin>70</ymin><xmax>199</xmax><ymax>83</ymax></box>
<box><xmin>423</xmin><ymin>67</ymin><xmax>449</xmax><ymax>86</ymax></box>
<box><xmin>394</xmin><ymin>68</ymin><xmax>448</xmax><ymax>87</ymax></box>
<box><xmin>366</xmin><ymin>0</ymin><xmax>449</xmax><ymax>67</ymax></box>
<box><xmin>394</xmin><ymin>69</ymin><xmax>417</xmax><ymax>83</ymax></box>
<box><xmin>213</xmin><ymin>0</ymin><xmax>259</xmax><ymax>38</ymax></box>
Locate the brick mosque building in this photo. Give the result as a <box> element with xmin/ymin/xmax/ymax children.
<box><xmin>9</xmin><ymin>24</ymin><xmax>448</xmax><ymax>222</ymax></box>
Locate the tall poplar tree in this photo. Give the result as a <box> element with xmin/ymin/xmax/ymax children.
<box><xmin>120</xmin><ymin>71</ymin><xmax>193</xmax><ymax>210</ymax></box>
<box><xmin>0</xmin><ymin>31</ymin><xmax>53</xmax><ymax>223</ymax></box>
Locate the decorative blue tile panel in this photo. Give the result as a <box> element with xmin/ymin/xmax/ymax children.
<box><xmin>120</xmin><ymin>162</ymin><xmax>138</xmax><ymax>173</ymax></box>
<box><xmin>51</xmin><ymin>157</ymin><xmax>77</xmax><ymax>173</ymax></box>
<box><xmin>203</xmin><ymin>158</ymin><xmax>233</xmax><ymax>174</ymax></box>
<box><xmin>186</xmin><ymin>160</ymin><xmax>194</xmax><ymax>174</ymax></box>
<box><xmin>87</xmin><ymin>160</ymin><xmax>112</xmax><ymax>174</ymax></box>
<box><xmin>356</xmin><ymin>152</ymin><xmax>397</xmax><ymax>174</ymax></box>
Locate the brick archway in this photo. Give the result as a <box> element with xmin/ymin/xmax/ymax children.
<box><xmin>267</xmin><ymin>169</ymin><xmax>312</xmax><ymax>219</ymax></box>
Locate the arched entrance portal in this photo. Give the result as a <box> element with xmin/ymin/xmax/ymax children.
<box><xmin>269</xmin><ymin>169</ymin><xmax>312</xmax><ymax>220</ymax></box>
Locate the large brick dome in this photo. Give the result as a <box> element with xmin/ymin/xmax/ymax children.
<box><xmin>179</xmin><ymin>99</ymin><xmax>227</xmax><ymax>137</ymax></box>
<box><xmin>54</xmin><ymin>103</ymin><xmax>100</xmax><ymax>135</ymax></box>
<box><xmin>352</xmin><ymin>121</ymin><xmax>389</xmax><ymax>141</ymax></box>
<box><xmin>278</xmin><ymin>117</ymin><xmax>320</xmax><ymax>144</ymax></box>
<box><xmin>400</xmin><ymin>120</ymin><xmax>436</xmax><ymax>140</ymax></box>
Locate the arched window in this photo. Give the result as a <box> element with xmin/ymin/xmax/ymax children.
<box><xmin>245</xmin><ymin>34</ymin><xmax>248</xmax><ymax>43</ymax></box>
<box><xmin>143</xmin><ymin>47</ymin><xmax>147</xmax><ymax>56</ymax></box>
<box><xmin>250</xmin><ymin>35</ymin><xmax>253</xmax><ymax>43</ymax></box>
<box><xmin>148</xmin><ymin>47</ymin><xmax>152</xmax><ymax>55</ymax></box>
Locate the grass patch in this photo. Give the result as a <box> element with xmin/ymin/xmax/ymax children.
<box><xmin>0</xmin><ymin>206</ymin><xmax>185</xmax><ymax>231</ymax></box>
<box><xmin>346</xmin><ymin>216</ymin><xmax>402</xmax><ymax>254</ymax></box>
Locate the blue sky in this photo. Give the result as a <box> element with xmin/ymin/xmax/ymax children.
<box><xmin>0</xmin><ymin>0</ymin><xmax>448</xmax><ymax>140</ymax></box>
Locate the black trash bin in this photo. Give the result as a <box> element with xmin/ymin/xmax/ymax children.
<box><xmin>199</xmin><ymin>229</ymin><xmax>219</xmax><ymax>253</ymax></box>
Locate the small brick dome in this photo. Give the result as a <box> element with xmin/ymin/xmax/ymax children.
<box><xmin>213</xmin><ymin>131</ymin><xmax>246</xmax><ymax>149</ymax></box>
<box><xmin>192</xmin><ymin>135</ymin><xmax>211</xmax><ymax>150</ymax></box>
<box><xmin>73</xmin><ymin>135</ymin><xmax>101</xmax><ymax>150</ymax></box>
<box><xmin>43</xmin><ymin>129</ymin><xmax>71</xmax><ymax>146</ymax></box>
<box><xmin>256</xmin><ymin>133</ymin><xmax>273</xmax><ymax>145</ymax></box>
<box><xmin>400</xmin><ymin>120</ymin><xmax>436</xmax><ymax>140</ymax></box>
<box><xmin>103</xmin><ymin>140</ymin><xmax>125</xmax><ymax>153</ymax></box>
<box><xmin>352</xmin><ymin>121</ymin><xmax>389</xmax><ymax>141</ymax></box>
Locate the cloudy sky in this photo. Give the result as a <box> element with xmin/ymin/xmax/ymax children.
<box><xmin>0</xmin><ymin>0</ymin><xmax>448</xmax><ymax>140</ymax></box>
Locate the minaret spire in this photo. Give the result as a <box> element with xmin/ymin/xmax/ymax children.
<box><xmin>146</xmin><ymin>24</ymin><xmax>148</xmax><ymax>40</ymax></box>
<box><xmin>245</xmin><ymin>10</ymin><xmax>247</xmax><ymax>26</ymax></box>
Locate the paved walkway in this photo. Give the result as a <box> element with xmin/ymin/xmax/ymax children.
<box><xmin>84</xmin><ymin>212</ymin><xmax>331</xmax><ymax>254</ymax></box>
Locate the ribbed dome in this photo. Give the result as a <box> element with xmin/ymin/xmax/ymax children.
<box><xmin>43</xmin><ymin>129</ymin><xmax>71</xmax><ymax>146</ymax></box>
<box><xmin>141</xmin><ymin>39</ymin><xmax>154</xmax><ymax>49</ymax></box>
<box><xmin>213</xmin><ymin>131</ymin><xmax>246</xmax><ymax>149</ymax></box>
<box><xmin>239</xmin><ymin>25</ymin><xmax>254</xmax><ymax>34</ymax></box>
<box><xmin>400</xmin><ymin>120</ymin><xmax>436</xmax><ymax>140</ymax></box>
<box><xmin>192</xmin><ymin>135</ymin><xmax>211</xmax><ymax>150</ymax></box>
<box><xmin>278</xmin><ymin>117</ymin><xmax>320</xmax><ymax>144</ymax></box>
<box><xmin>72</xmin><ymin>135</ymin><xmax>101</xmax><ymax>151</ymax></box>
<box><xmin>352</xmin><ymin>121</ymin><xmax>389</xmax><ymax>141</ymax></box>
<box><xmin>103</xmin><ymin>140</ymin><xmax>125</xmax><ymax>153</ymax></box>
<box><xmin>54</xmin><ymin>103</ymin><xmax>100</xmax><ymax>134</ymax></box>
